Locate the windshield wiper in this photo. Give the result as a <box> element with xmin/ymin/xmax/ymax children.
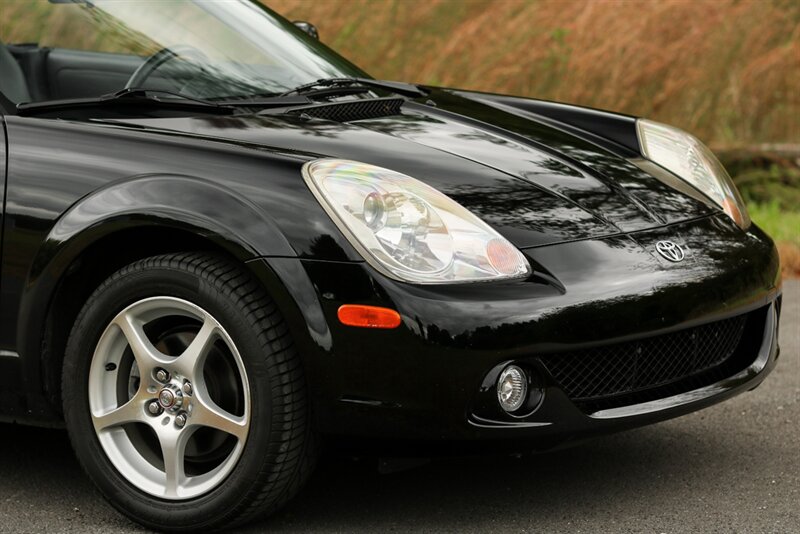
<box><xmin>280</xmin><ymin>77</ymin><xmax>426</xmax><ymax>98</ymax></box>
<box><xmin>18</xmin><ymin>88</ymin><xmax>322</xmax><ymax>116</ymax></box>
<box><xmin>17</xmin><ymin>88</ymin><xmax>234</xmax><ymax>116</ymax></box>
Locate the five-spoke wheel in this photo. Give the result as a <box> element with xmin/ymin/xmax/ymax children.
<box><xmin>62</xmin><ymin>253</ymin><xmax>316</xmax><ymax>531</ymax></box>
<box><xmin>88</xmin><ymin>297</ymin><xmax>249</xmax><ymax>500</ymax></box>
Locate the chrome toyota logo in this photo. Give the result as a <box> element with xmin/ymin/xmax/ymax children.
<box><xmin>656</xmin><ymin>240</ymin><xmax>685</xmax><ymax>262</ymax></box>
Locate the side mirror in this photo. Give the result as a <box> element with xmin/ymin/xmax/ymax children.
<box><xmin>293</xmin><ymin>21</ymin><xmax>319</xmax><ymax>40</ymax></box>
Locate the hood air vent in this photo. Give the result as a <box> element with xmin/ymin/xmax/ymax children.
<box><xmin>286</xmin><ymin>97</ymin><xmax>404</xmax><ymax>122</ymax></box>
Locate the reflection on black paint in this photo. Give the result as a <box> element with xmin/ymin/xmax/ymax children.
<box><xmin>380</xmin><ymin>217</ymin><xmax>777</xmax><ymax>352</ymax></box>
<box><xmin>307</xmin><ymin>234</ymin><xmax>350</xmax><ymax>260</ymax></box>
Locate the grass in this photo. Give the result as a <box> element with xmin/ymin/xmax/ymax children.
<box><xmin>4</xmin><ymin>0</ymin><xmax>797</xmax><ymax>145</ymax></box>
<box><xmin>269</xmin><ymin>0</ymin><xmax>800</xmax><ymax>146</ymax></box>
<box><xmin>3</xmin><ymin>0</ymin><xmax>796</xmax><ymax>145</ymax></box>
<box><xmin>721</xmin><ymin>149</ymin><xmax>800</xmax><ymax>277</ymax></box>
<box><xmin>776</xmin><ymin>242</ymin><xmax>800</xmax><ymax>279</ymax></box>
<box><xmin>748</xmin><ymin>202</ymin><xmax>800</xmax><ymax>278</ymax></box>
<box><xmin>748</xmin><ymin>203</ymin><xmax>800</xmax><ymax>246</ymax></box>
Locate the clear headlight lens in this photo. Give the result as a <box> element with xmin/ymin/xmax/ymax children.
<box><xmin>637</xmin><ymin>119</ymin><xmax>750</xmax><ymax>229</ymax></box>
<box><xmin>302</xmin><ymin>159</ymin><xmax>530</xmax><ymax>283</ymax></box>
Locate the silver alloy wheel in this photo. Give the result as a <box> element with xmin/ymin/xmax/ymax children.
<box><xmin>88</xmin><ymin>297</ymin><xmax>251</xmax><ymax>500</ymax></box>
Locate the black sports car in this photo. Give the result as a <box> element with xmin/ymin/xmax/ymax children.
<box><xmin>0</xmin><ymin>0</ymin><xmax>781</xmax><ymax>531</ymax></box>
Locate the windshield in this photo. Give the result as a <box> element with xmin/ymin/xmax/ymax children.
<box><xmin>0</xmin><ymin>0</ymin><xmax>368</xmax><ymax>106</ymax></box>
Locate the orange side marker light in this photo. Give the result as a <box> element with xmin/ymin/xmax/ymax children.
<box><xmin>337</xmin><ymin>304</ymin><xmax>401</xmax><ymax>329</ymax></box>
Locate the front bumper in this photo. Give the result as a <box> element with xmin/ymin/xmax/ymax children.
<box><xmin>249</xmin><ymin>214</ymin><xmax>781</xmax><ymax>451</ymax></box>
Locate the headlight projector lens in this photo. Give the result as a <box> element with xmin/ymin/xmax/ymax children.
<box><xmin>497</xmin><ymin>365</ymin><xmax>527</xmax><ymax>413</ymax></box>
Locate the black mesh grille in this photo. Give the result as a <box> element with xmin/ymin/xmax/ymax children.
<box><xmin>286</xmin><ymin>97</ymin><xmax>404</xmax><ymax>122</ymax></box>
<box><xmin>540</xmin><ymin>312</ymin><xmax>756</xmax><ymax>413</ymax></box>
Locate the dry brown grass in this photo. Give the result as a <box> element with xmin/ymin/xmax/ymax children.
<box><xmin>269</xmin><ymin>0</ymin><xmax>799</xmax><ymax>145</ymax></box>
<box><xmin>2</xmin><ymin>0</ymin><xmax>796</xmax><ymax>144</ymax></box>
<box><xmin>778</xmin><ymin>242</ymin><xmax>800</xmax><ymax>279</ymax></box>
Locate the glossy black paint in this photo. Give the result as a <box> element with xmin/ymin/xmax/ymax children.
<box><xmin>0</xmin><ymin>65</ymin><xmax>781</xmax><ymax>449</ymax></box>
<box><xmin>453</xmin><ymin>89</ymin><xmax>642</xmax><ymax>156</ymax></box>
<box><xmin>262</xmin><ymin>216</ymin><xmax>779</xmax><ymax>445</ymax></box>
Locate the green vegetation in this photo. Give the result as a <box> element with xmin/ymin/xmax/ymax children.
<box><xmin>736</xmin><ymin>166</ymin><xmax>800</xmax><ymax>212</ymax></box>
<box><xmin>719</xmin><ymin>151</ymin><xmax>800</xmax><ymax>256</ymax></box>
<box><xmin>747</xmin><ymin>203</ymin><xmax>800</xmax><ymax>246</ymax></box>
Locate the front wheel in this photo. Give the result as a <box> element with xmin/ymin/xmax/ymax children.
<box><xmin>62</xmin><ymin>253</ymin><xmax>316</xmax><ymax>531</ymax></box>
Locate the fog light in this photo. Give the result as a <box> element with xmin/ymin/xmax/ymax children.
<box><xmin>497</xmin><ymin>365</ymin><xmax>527</xmax><ymax>413</ymax></box>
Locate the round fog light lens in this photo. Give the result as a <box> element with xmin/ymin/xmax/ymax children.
<box><xmin>497</xmin><ymin>365</ymin><xmax>527</xmax><ymax>413</ymax></box>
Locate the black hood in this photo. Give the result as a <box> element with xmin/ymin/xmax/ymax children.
<box><xmin>109</xmin><ymin>88</ymin><xmax>715</xmax><ymax>249</ymax></box>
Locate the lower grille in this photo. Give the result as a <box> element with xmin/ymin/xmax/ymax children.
<box><xmin>540</xmin><ymin>311</ymin><xmax>759</xmax><ymax>413</ymax></box>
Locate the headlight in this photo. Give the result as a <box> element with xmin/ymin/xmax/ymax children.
<box><xmin>302</xmin><ymin>159</ymin><xmax>530</xmax><ymax>283</ymax></box>
<box><xmin>636</xmin><ymin>119</ymin><xmax>750</xmax><ymax>229</ymax></box>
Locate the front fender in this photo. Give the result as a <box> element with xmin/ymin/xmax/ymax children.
<box><xmin>43</xmin><ymin>172</ymin><xmax>295</xmax><ymax>263</ymax></box>
<box><xmin>18</xmin><ymin>173</ymin><xmax>296</xmax><ymax>365</ymax></box>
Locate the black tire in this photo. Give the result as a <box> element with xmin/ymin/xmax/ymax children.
<box><xmin>62</xmin><ymin>252</ymin><xmax>317</xmax><ymax>532</ymax></box>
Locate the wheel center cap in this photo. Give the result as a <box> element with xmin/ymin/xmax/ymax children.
<box><xmin>158</xmin><ymin>388</ymin><xmax>177</xmax><ymax>409</ymax></box>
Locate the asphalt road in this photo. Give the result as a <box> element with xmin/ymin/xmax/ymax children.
<box><xmin>1</xmin><ymin>282</ymin><xmax>797</xmax><ymax>533</ymax></box>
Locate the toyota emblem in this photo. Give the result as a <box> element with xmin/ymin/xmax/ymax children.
<box><xmin>656</xmin><ymin>240</ymin><xmax>685</xmax><ymax>262</ymax></box>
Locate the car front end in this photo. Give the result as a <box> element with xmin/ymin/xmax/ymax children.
<box><xmin>255</xmin><ymin>211</ymin><xmax>780</xmax><ymax>451</ymax></box>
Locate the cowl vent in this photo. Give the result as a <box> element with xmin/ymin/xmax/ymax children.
<box><xmin>285</xmin><ymin>97</ymin><xmax>404</xmax><ymax>122</ymax></box>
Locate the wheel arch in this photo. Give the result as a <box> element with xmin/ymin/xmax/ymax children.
<box><xmin>17</xmin><ymin>174</ymin><xmax>303</xmax><ymax>414</ymax></box>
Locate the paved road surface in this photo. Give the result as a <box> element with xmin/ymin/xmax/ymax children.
<box><xmin>1</xmin><ymin>282</ymin><xmax>797</xmax><ymax>533</ymax></box>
